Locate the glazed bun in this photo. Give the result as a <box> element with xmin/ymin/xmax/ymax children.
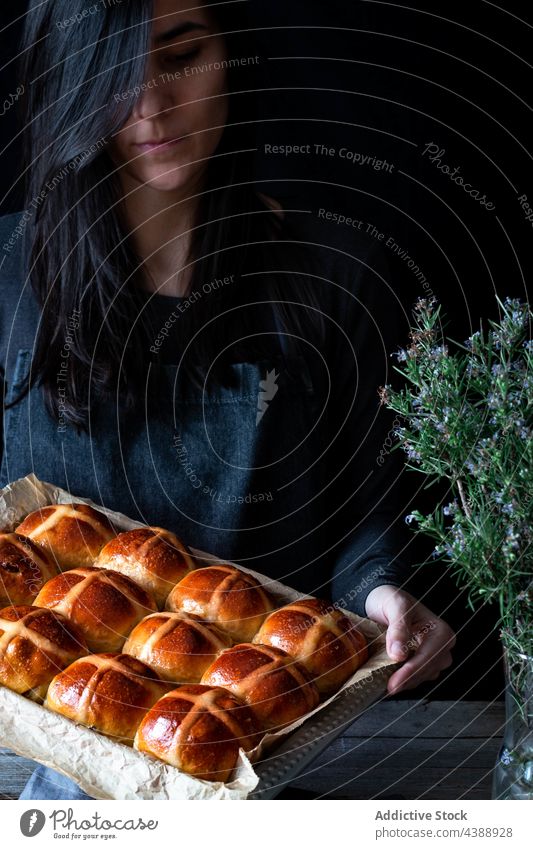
<box><xmin>95</xmin><ymin>527</ymin><xmax>195</xmax><ymax>608</ymax></box>
<box><xmin>201</xmin><ymin>643</ymin><xmax>320</xmax><ymax>731</ymax></box>
<box><xmin>0</xmin><ymin>605</ymin><xmax>87</xmax><ymax>700</ymax></box>
<box><xmin>123</xmin><ymin>611</ymin><xmax>232</xmax><ymax>684</ymax></box>
<box><xmin>134</xmin><ymin>684</ymin><xmax>261</xmax><ymax>782</ymax></box>
<box><xmin>16</xmin><ymin>503</ymin><xmax>117</xmax><ymax>570</ymax></box>
<box><xmin>0</xmin><ymin>533</ymin><xmax>59</xmax><ymax>606</ymax></box>
<box><xmin>254</xmin><ymin>597</ymin><xmax>369</xmax><ymax>695</ymax></box>
<box><xmin>166</xmin><ymin>564</ymin><xmax>274</xmax><ymax>643</ymax></box>
<box><xmin>45</xmin><ymin>653</ymin><xmax>169</xmax><ymax>742</ymax></box>
<box><xmin>34</xmin><ymin>566</ymin><xmax>157</xmax><ymax>652</ymax></box>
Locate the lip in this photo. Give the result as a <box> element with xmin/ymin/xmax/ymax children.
<box><xmin>135</xmin><ymin>136</ymin><xmax>187</xmax><ymax>154</ymax></box>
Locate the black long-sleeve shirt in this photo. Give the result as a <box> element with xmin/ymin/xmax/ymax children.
<box><xmin>0</xmin><ymin>206</ymin><xmax>412</xmax><ymax>616</ymax></box>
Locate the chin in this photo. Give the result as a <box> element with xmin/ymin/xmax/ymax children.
<box><xmin>138</xmin><ymin>165</ymin><xmax>196</xmax><ymax>193</ymax></box>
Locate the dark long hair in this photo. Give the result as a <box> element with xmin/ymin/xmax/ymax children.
<box><xmin>11</xmin><ymin>0</ymin><xmax>324</xmax><ymax>431</ymax></box>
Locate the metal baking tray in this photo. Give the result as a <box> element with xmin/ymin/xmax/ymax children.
<box><xmin>251</xmin><ymin>666</ymin><xmax>393</xmax><ymax>798</ymax></box>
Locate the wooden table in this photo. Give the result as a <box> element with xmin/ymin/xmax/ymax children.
<box><xmin>0</xmin><ymin>699</ymin><xmax>504</xmax><ymax>800</ymax></box>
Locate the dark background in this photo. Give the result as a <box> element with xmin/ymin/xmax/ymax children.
<box><xmin>1</xmin><ymin>1</ymin><xmax>531</xmax><ymax>701</ymax></box>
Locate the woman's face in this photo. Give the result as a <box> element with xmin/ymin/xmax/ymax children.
<box><xmin>109</xmin><ymin>0</ymin><xmax>229</xmax><ymax>193</ymax></box>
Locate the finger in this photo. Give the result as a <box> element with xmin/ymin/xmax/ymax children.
<box><xmin>398</xmin><ymin>635</ymin><xmax>447</xmax><ymax>678</ymax></box>
<box><xmin>434</xmin><ymin>623</ymin><xmax>456</xmax><ymax>652</ymax></box>
<box><xmin>385</xmin><ymin>612</ymin><xmax>415</xmax><ymax>662</ymax></box>
<box><xmin>408</xmin><ymin>620</ymin><xmax>456</xmax><ymax>662</ymax></box>
<box><xmin>387</xmin><ymin>649</ymin><xmax>453</xmax><ymax>694</ymax></box>
<box><xmin>440</xmin><ymin>651</ymin><xmax>454</xmax><ymax>670</ymax></box>
<box><xmin>387</xmin><ymin>665</ymin><xmax>433</xmax><ymax>694</ymax></box>
<box><xmin>385</xmin><ymin>621</ymin><xmax>455</xmax><ymax>690</ymax></box>
<box><xmin>388</xmin><ymin>666</ymin><xmax>439</xmax><ymax>693</ymax></box>
<box><xmin>386</xmin><ymin>617</ymin><xmax>436</xmax><ymax>663</ymax></box>
<box><xmin>387</xmin><ymin>663</ymin><xmax>425</xmax><ymax>694</ymax></box>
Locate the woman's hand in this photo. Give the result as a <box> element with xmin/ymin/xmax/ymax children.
<box><xmin>364</xmin><ymin>584</ymin><xmax>456</xmax><ymax>695</ymax></box>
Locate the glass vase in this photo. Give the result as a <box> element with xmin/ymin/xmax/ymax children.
<box><xmin>492</xmin><ymin>646</ymin><xmax>533</xmax><ymax>800</ymax></box>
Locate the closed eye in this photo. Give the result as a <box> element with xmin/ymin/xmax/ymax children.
<box><xmin>162</xmin><ymin>49</ymin><xmax>201</xmax><ymax>67</ymax></box>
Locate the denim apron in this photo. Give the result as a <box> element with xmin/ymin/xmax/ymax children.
<box><xmin>1</xmin><ymin>338</ymin><xmax>330</xmax><ymax>585</ymax></box>
<box><xmin>4</xmin><ymin>294</ymin><xmax>334</xmax><ymax>799</ymax></box>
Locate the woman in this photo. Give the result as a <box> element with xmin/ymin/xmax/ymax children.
<box><xmin>0</xmin><ymin>0</ymin><xmax>455</xmax><ymax>799</ymax></box>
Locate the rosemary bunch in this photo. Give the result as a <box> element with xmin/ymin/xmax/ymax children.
<box><xmin>379</xmin><ymin>296</ymin><xmax>533</xmax><ymax>708</ymax></box>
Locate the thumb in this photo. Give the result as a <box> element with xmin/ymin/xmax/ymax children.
<box><xmin>386</xmin><ymin>614</ymin><xmax>413</xmax><ymax>662</ymax></box>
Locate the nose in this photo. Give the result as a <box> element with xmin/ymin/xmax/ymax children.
<box><xmin>131</xmin><ymin>77</ymin><xmax>174</xmax><ymax>121</ymax></box>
